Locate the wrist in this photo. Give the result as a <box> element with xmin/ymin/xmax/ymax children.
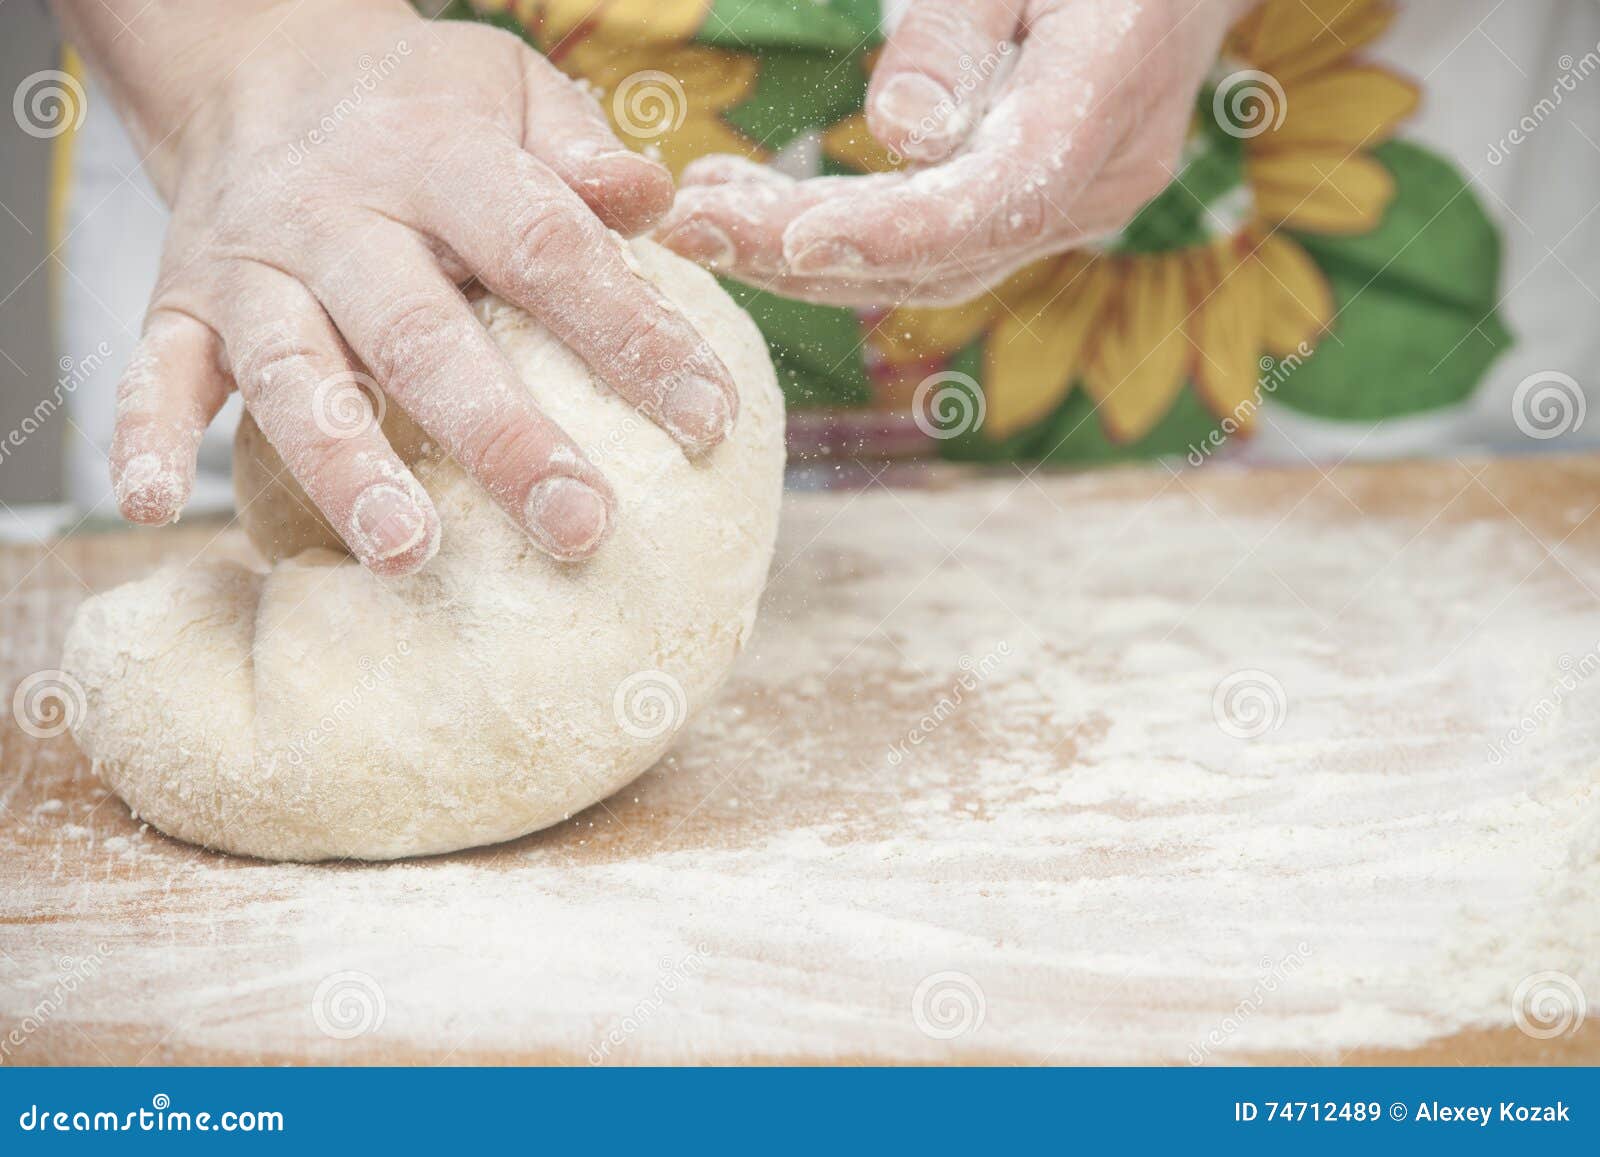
<box><xmin>52</xmin><ymin>0</ymin><xmax>414</xmax><ymax>197</ymax></box>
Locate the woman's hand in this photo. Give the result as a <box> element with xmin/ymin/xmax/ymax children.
<box><xmin>659</xmin><ymin>0</ymin><xmax>1253</xmax><ymax>307</ymax></box>
<box><xmin>59</xmin><ymin>0</ymin><xmax>739</xmax><ymax>574</ymax></box>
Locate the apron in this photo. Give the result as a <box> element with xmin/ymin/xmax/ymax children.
<box><xmin>55</xmin><ymin>0</ymin><xmax>1600</xmax><ymax>514</ymax></box>
<box><xmin>435</xmin><ymin>0</ymin><xmax>1520</xmax><ymax>469</ymax></box>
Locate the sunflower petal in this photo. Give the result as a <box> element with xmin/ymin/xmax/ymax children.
<box><xmin>510</xmin><ymin>0</ymin><xmax>709</xmax><ymax>45</ymax></box>
<box><xmin>1083</xmin><ymin>256</ymin><xmax>1192</xmax><ymax>443</ymax></box>
<box><xmin>1262</xmin><ymin>67</ymin><xmax>1418</xmax><ymax>153</ymax></box>
<box><xmin>873</xmin><ymin>261</ymin><xmax>1058</xmax><ymax>363</ymax></box>
<box><xmin>1192</xmin><ymin>242</ymin><xmax>1266</xmax><ymax>426</ymax></box>
<box><xmin>1239</xmin><ymin>0</ymin><xmax>1395</xmax><ymax>80</ymax></box>
<box><xmin>1252</xmin><ymin>234</ymin><xmax>1334</xmax><ymax>355</ymax></box>
<box><xmin>981</xmin><ymin>261</ymin><xmax>1114</xmax><ymax>439</ymax></box>
<box><xmin>1250</xmin><ymin>150</ymin><xmax>1396</xmax><ymax>234</ymax></box>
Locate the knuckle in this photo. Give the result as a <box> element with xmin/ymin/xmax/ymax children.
<box><xmin>367</xmin><ymin>293</ymin><xmax>463</xmax><ymax>388</ymax></box>
<box><xmin>461</xmin><ymin>412</ymin><xmax>553</xmax><ymax>488</ymax></box>
<box><xmin>990</xmin><ymin>174</ymin><xmax>1050</xmax><ymax>248</ymax></box>
<box><xmin>608</xmin><ymin>309</ymin><xmax>680</xmax><ymax>377</ymax></box>
<box><xmin>230</xmin><ymin>325</ymin><xmax>320</xmax><ymax>400</ymax></box>
<box><xmin>503</xmin><ymin>201</ymin><xmax>588</xmax><ymax>288</ymax></box>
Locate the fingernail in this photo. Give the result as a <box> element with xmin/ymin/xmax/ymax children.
<box><xmin>525</xmin><ymin>476</ymin><xmax>610</xmax><ymax>559</ymax></box>
<box><xmin>352</xmin><ymin>483</ymin><xmax>429</xmax><ymax>562</ymax></box>
<box><xmin>660</xmin><ymin>375</ymin><xmax>734</xmax><ymax>449</ymax></box>
<box><xmin>787</xmin><ymin>237</ymin><xmax>867</xmax><ymax>275</ymax></box>
<box><xmin>873</xmin><ymin>73</ymin><xmax>955</xmax><ymax>136</ymax></box>
<box><xmin>115</xmin><ymin>452</ymin><xmax>186</xmax><ymax>525</ymax></box>
<box><xmin>664</xmin><ymin>219</ymin><xmax>736</xmax><ymax>267</ymax></box>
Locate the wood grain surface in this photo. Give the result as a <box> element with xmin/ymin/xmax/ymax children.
<box><xmin>2</xmin><ymin>457</ymin><xmax>1596</xmax><ymax>1065</ymax></box>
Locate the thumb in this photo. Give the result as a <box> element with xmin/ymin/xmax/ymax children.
<box><xmin>865</xmin><ymin>0</ymin><xmax>1020</xmax><ymax>163</ymax></box>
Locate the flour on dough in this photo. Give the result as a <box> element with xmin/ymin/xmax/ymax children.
<box><xmin>62</xmin><ymin>240</ymin><xmax>786</xmax><ymax>861</ymax></box>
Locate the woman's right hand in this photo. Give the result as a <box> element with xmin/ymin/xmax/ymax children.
<box><xmin>59</xmin><ymin>0</ymin><xmax>738</xmax><ymax>575</ymax></box>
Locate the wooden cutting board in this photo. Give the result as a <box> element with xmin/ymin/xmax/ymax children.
<box><xmin>2</xmin><ymin>457</ymin><xmax>1596</xmax><ymax>1066</ymax></box>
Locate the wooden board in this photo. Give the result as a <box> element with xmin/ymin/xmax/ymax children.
<box><xmin>2</xmin><ymin>457</ymin><xmax>1597</xmax><ymax>1065</ymax></box>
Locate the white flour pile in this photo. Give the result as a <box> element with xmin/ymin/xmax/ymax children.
<box><xmin>2</xmin><ymin>468</ymin><xmax>1596</xmax><ymax>1063</ymax></box>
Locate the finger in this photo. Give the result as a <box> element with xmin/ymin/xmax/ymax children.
<box><xmin>307</xmin><ymin>222</ymin><xmax>615</xmax><ymax>561</ymax></box>
<box><xmin>416</xmin><ymin>134</ymin><xmax>737</xmax><ymax>452</ymax></box>
<box><xmin>109</xmin><ymin>310</ymin><xmax>230</xmax><ymax>525</ymax></box>
<box><xmin>217</xmin><ymin>264</ymin><xmax>441</xmax><ymax>576</ymax></box>
<box><xmin>781</xmin><ymin>105</ymin><xmax>1117</xmax><ymax>279</ymax></box>
<box><xmin>659</xmin><ymin>166</ymin><xmax>903</xmax><ymax>275</ymax></box>
<box><xmin>867</xmin><ymin>0</ymin><xmax>1019</xmax><ymax>163</ymax></box>
<box><xmin>519</xmin><ymin>52</ymin><xmax>675</xmax><ymax>236</ymax></box>
<box><xmin>784</xmin><ymin>4</ymin><xmax>1144</xmax><ymax>279</ymax></box>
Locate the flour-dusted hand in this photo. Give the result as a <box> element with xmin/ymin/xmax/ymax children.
<box><xmin>58</xmin><ymin>0</ymin><xmax>739</xmax><ymax>574</ymax></box>
<box><xmin>659</xmin><ymin>0</ymin><xmax>1253</xmax><ymax>306</ymax></box>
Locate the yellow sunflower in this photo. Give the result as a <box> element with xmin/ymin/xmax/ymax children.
<box><xmin>867</xmin><ymin>0</ymin><xmax>1419</xmax><ymax>443</ymax></box>
<box><xmin>466</xmin><ymin>0</ymin><xmax>764</xmax><ymax>175</ymax></box>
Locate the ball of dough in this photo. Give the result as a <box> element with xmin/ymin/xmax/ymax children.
<box><xmin>62</xmin><ymin>241</ymin><xmax>786</xmax><ymax>861</ymax></box>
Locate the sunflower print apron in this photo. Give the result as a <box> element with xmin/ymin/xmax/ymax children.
<box><xmin>438</xmin><ymin>0</ymin><xmax>1511</xmax><ymax>468</ymax></box>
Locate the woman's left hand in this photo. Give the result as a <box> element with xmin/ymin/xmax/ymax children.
<box><xmin>658</xmin><ymin>0</ymin><xmax>1252</xmax><ymax>306</ymax></box>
